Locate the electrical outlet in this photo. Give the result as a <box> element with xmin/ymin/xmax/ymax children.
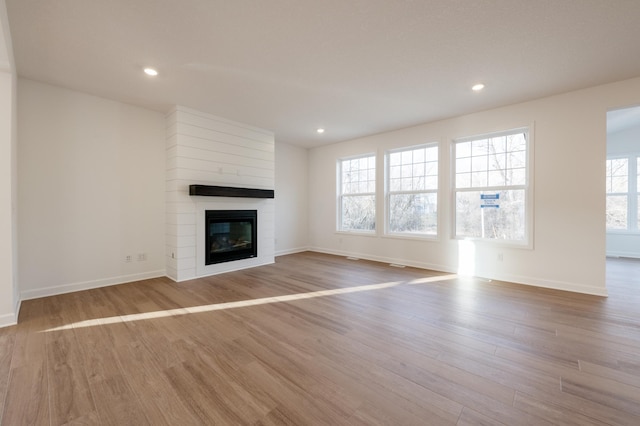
<box><xmin>137</xmin><ymin>253</ymin><xmax>147</xmax><ymax>262</ymax></box>
<box><xmin>497</xmin><ymin>253</ymin><xmax>504</xmax><ymax>262</ymax></box>
<box><xmin>125</xmin><ymin>255</ymin><xmax>133</xmax><ymax>263</ymax></box>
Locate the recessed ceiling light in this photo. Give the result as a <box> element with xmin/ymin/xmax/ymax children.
<box><xmin>472</xmin><ymin>83</ymin><xmax>485</xmax><ymax>91</ymax></box>
<box><xmin>144</xmin><ymin>67</ymin><xmax>158</xmax><ymax>77</ymax></box>
<box><xmin>317</xmin><ymin>128</ymin><xmax>325</xmax><ymax>134</ymax></box>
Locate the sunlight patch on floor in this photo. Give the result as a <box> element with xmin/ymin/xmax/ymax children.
<box><xmin>43</xmin><ymin>274</ymin><xmax>458</xmax><ymax>332</ymax></box>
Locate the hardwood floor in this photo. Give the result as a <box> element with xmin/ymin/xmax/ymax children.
<box><xmin>1</xmin><ymin>252</ymin><xmax>639</xmax><ymax>425</ymax></box>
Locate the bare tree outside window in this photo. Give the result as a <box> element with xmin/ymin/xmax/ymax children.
<box><xmin>605</xmin><ymin>157</ymin><xmax>630</xmax><ymax>230</ymax></box>
<box><xmin>339</xmin><ymin>155</ymin><xmax>376</xmax><ymax>231</ymax></box>
<box><xmin>387</xmin><ymin>144</ymin><xmax>438</xmax><ymax>235</ymax></box>
<box><xmin>454</xmin><ymin>129</ymin><xmax>530</xmax><ymax>243</ymax></box>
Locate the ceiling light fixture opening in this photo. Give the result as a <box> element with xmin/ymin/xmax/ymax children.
<box><xmin>144</xmin><ymin>67</ymin><xmax>158</xmax><ymax>77</ymax></box>
<box><xmin>472</xmin><ymin>83</ymin><xmax>485</xmax><ymax>91</ymax></box>
<box><xmin>317</xmin><ymin>128</ymin><xmax>325</xmax><ymax>134</ymax></box>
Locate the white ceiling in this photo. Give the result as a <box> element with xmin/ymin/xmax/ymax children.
<box><xmin>6</xmin><ymin>0</ymin><xmax>640</xmax><ymax>148</ymax></box>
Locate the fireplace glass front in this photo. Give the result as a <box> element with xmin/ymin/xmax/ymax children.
<box><xmin>205</xmin><ymin>210</ymin><xmax>257</xmax><ymax>265</ymax></box>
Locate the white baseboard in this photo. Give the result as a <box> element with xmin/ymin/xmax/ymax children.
<box><xmin>606</xmin><ymin>251</ymin><xmax>640</xmax><ymax>259</ymax></box>
<box><xmin>174</xmin><ymin>260</ymin><xmax>275</xmax><ymax>283</ymax></box>
<box><xmin>275</xmin><ymin>246</ymin><xmax>310</xmax><ymax>257</ymax></box>
<box><xmin>307</xmin><ymin>247</ymin><xmax>608</xmax><ymax>297</ymax></box>
<box><xmin>307</xmin><ymin>246</ymin><xmax>456</xmax><ymax>275</ymax></box>
<box><xmin>0</xmin><ymin>312</ymin><xmax>17</xmax><ymax>328</ymax></box>
<box><xmin>20</xmin><ymin>270</ymin><xmax>167</xmax><ymax>301</ymax></box>
<box><xmin>0</xmin><ymin>298</ymin><xmax>22</xmax><ymax>328</ymax></box>
<box><xmin>486</xmin><ymin>271</ymin><xmax>608</xmax><ymax>297</ymax></box>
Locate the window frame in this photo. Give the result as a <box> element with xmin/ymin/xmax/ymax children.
<box><xmin>384</xmin><ymin>142</ymin><xmax>439</xmax><ymax>239</ymax></box>
<box><xmin>336</xmin><ymin>153</ymin><xmax>377</xmax><ymax>234</ymax></box>
<box><xmin>606</xmin><ymin>154</ymin><xmax>640</xmax><ymax>233</ymax></box>
<box><xmin>451</xmin><ymin>126</ymin><xmax>534</xmax><ymax>248</ymax></box>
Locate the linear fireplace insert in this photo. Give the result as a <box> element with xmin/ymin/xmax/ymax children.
<box><xmin>205</xmin><ymin>210</ymin><xmax>257</xmax><ymax>265</ymax></box>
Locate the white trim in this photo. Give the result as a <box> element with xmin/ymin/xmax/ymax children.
<box><xmin>20</xmin><ymin>270</ymin><xmax>166</xmax><ymax>301</ymax></box>
<box><xmin>275</xmin><ymin>246</ymin><xmax>310</xmax><ymax>257</ymax></box>
<box><xmin>451</xmin><ymin>124</ymin><xmax>534</xmax><ymax>249</ymax></box>
<box><xmin>337</xmin><ymin>153</ymin><xmax>377</xmax><ymax>232</ymax></box>
<box><xmin>0</xmin><ymin>312</ymin><xmax>17</xmax><ymax>328</ymax></box>
<box><xmin>606</xmin><ymin>251</ymin><xmax>640</xmax><ymax>259</ymax></box>
<box><xmin>384</xmin><ymin>142</ymin><xmax>440</xmax><ymax>238</ymax></box>
<box><xmin>307</xmin><ymin>247</ymin><xmax>456</xmax><ymax>275</ymax></box>
<box><xmin>306</xmin><ymin>248</ymin><xmax>607</xmax><ymax>297</ymax></box>
<box><xmin>486</xmin><ymin>271</ymin><xmax>608</xmax><ymax>297</ymax></box>
<box><xmin>175</xmin><ymin>259</ymin><xmax>274</xmax><ymax>282</ymax></box>
<box><xmin>0</xmin><ymin>294</ymin><xmax>21</xmax><ymax>328</ymax></box>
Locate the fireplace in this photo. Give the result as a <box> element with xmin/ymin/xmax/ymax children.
<box><xmin>205</xmin><ymin>210</ymin><xmax>257</xmax><ymax>265</ymax></box>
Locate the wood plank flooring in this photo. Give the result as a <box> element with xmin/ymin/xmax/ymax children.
<box><xmin>1</xmin><ymin>252</ymin><xmax>639</xmax><ymax>425</ymax></box>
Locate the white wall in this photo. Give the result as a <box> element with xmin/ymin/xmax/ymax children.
<box><xmin>275</xmin><ymin>141</ymin><xmax>308</xmax><ymax>255</ymax></box>
<box><xmin>309</xmin><ymin>76</ymin><xmax>640</xmax><ymax>296</ymax></box>
<box><xmin>606</xmin><ymin>119</ymin><xmax>640</xmax><ymax>257</ymax></box>
<box><xmin>18</xmin><ymin>79</ymin><xmax>166</xmax><ymax>299</ymax></box>
<box><xmin>0</xmin><ymin>0</ymin><xmax>18</xmax><ymax>327</ymax></box>
<box><xmin>165</xmin><ymin>106</ymin><xmax>275</xmax><ymax>281</ymax></box>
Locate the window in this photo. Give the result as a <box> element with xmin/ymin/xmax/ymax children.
<box><xmin>605</xmin><ymin>155</ymin><xmax>640</xmax><ymax>231</ymax></box>
<box><xmin>386</xmin><ymin>144</ymin><xmax>438</xmax><ymax>235</ymax></box>
<box><xmin>338</xmin><ymin>154</ymin><xmax>376</xmax><ymax>232</ymax></box>
<box><xmin>453</xmin><ymin>128</ymin><xmax>531</xmax><ymax>244</ymax></box>
<box><xmin>605</xmin><ymin>158</ymin><xmax>628</xmax><ymax>230</ymax></box>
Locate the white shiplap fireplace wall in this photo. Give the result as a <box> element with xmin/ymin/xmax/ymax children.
<box><xmin>166</xmin><ymin>106</ymin><xmax>275</xmax><ymax>282</ymax></box>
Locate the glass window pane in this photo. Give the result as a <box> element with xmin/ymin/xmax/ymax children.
<box><xmin>471</xmin><ymin>171</ymin><xmax>488</xmax><ymax>187</ymax></box>
<box><xmin>390</xmin><ymin>152</ymin><xmax>401</xmax><ymax>167</ymax></box>
<box><xmin>611</xmin><ymin>158</ymin><xmax>628</xmax><ymax>176</ymax></box>
<box><xmin>454</xmin><ymin>129</ymin><xmax>528</xmax><ymax>242</ymax></box>
<box><xmin>507</xmin><ymin>151</ymin><xmax>526</xmax><ymax>169</ymax></box>
<box><xmin>424</xmin><ymin>176</ymin><xmax>438</xmax><ymax>190</ymax></box>
<box><xmin>389</xmin><ymin>193</ymin><xmax>437</xmax><ymax>234</ymax></box>
<box><xmin>472</xmin><ymin>139</ymin><xmax>488</xmax><ymax>156</ymax></box>
<box><xmin>390</xmin><ymin>178</ymin><xmax>401</xmax><ymax>191</ymax></box>
<box><xmin>457</xmin><ymin>141</ymin><xmax>471</xmax><ymax>158</ymax></box>
<box><xmin>611</xmin><ymin>176</ymin><xmax>628</xmax><ymax>193</ymax></box>
<box><xmin>367</xmin><ymin>181</ymin><xmax>376</xmax><ymax>193</ymax></box>
<box><xmin>401</xmin><ymin>177</ymin><xmax>413</xmax><ymax>191</ymax></box>
<box><xmin>507</xmin><ymin>133</ymin><xmax>527</xmax><ymax>151</ymax></box>
<box><xmin>488</xmin><ymin>170</ymin><xmax>505</xmax><ymax>187</ymax></box>
<box><xmin>425</xmin><ymin>162</ymin><xmax>438</xmax><ymax>176</ymax></box>
<box><xmin>341</xmin><ymin>195</ymin><xmax>375</xmax><ymax>231</ymax></box>
<box><xmin>456</xmin><ymin>173</ymin><xmax>471</xmax><ymax>189</ymax></box>
<box><xmin>425</xmin><ymin>146</ymin><xmax>438</xmax><ymax>162</ymax></box>
<box><xmin>340</xmin><ymin>155</ymin><xmax>376</xmax><ymax>231</ymax></box>
<box><xmin>457</xmin><ymin>157</ymin><xmax>471</xmax><ymax>173</ymax></box>
<box><xmin>490</xmin><ymin>136</ymin><xmax>506</xmax><ymax>153</ymax></box>
<box><xmin>401</xmin><ymin>150</ymin><xmax>412</xmax><ymax>164</ymax></box>
<box><xmin>413</xmin><ymin>177</ymin><xmax>424</xmax><ymax>190</ymax></box>
<box><xmin>489</xmin><ymin>152</ymin><xmax>506</xmax><ymax>171</ymax></box>
<box><xmin>472</xmin><ymin>156</ymin><xmax>488</xmax><ymax>172</ymax></box>
<box><xmin>509</xmin><ymin>168</ymin><xmax>526</xmax><ymax>186</ymax></box>
<box><xmin>606</xmin><ymin>195</ymin><xmax>628</xmax><ymax>230</ymax></box>
<box><xmin>456</xmin><ymin>190</ymin><xmax>526</xmax><ymax>241</ymax></box>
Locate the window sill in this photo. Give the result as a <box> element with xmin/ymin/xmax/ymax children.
<box><xmin>382</xmin><ymin>233</ymin><xmax>438</xmax><ymax>242</ymax></box>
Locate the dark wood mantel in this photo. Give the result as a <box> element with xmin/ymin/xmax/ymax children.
<box><xmin>189</xmin><ymin>185</ymin><xmax>274</xmax><ymax>199</ymax></box>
